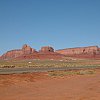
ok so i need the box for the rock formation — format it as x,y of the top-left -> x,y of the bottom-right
56,46 -> 100,55
39,46 -> 54,52
22,44 -> 37,54
1,45 -> 100,60
0,44 -> 37,59
0,45 -> 63,60
1,49 -> 23,59
55,46 -> 100,59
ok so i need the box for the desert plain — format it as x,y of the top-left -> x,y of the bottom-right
0,69 -> 100,100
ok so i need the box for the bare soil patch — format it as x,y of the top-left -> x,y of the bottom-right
0,69 -> 100,100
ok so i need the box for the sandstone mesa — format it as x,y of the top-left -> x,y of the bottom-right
1,44 -> 100,60
0,44 -> 63,60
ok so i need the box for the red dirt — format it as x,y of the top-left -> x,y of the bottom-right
14,52 -> 64,60
0,69 -> 100,100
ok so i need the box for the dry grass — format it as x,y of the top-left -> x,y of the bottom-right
48,70 -> 95,77
0,59 -> 100,68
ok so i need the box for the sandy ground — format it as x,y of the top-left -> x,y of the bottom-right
0,69 -> 100,100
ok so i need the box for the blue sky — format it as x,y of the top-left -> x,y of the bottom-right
0,0 -> 100,55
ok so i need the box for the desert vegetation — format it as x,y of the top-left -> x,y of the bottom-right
48,70 -> 95,77
0,59 -> 100,68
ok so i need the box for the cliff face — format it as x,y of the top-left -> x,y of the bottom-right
1,45 -> 100,60
56,46 -> 100,56
22,44 -> 37,54
0,45 -> 63,60
0,44 -> 37,59
39,46 -> 54,53
1,50 -> 23,59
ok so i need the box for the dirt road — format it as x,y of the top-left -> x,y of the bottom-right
0,66 -> 100,74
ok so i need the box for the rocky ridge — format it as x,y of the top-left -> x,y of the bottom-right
1,45 -> 100,60
0,44 -> 63,60
56,46 -> 100,58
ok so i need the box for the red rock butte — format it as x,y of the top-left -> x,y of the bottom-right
1,44 -> 100,60
56,46 -> 100,59
0,44 -> 63,60
39,46 -> 54,52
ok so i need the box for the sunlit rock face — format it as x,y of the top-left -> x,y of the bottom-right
56,46 -> 100,55
0,44 -> 37,59
1,45 -> 100,60
0,49 -> 23,59
0,45 -> 63,60
39,46 -> 54,53
22,44 -> 37,54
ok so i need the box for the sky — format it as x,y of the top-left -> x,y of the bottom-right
0,0 -> 100,55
